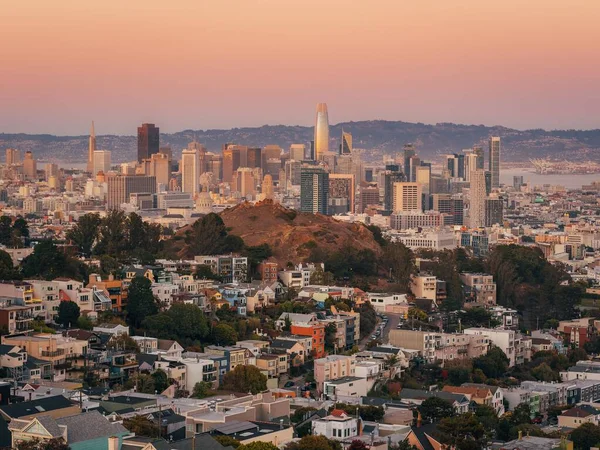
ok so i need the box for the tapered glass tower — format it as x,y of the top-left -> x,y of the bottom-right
314,103 -> 329,160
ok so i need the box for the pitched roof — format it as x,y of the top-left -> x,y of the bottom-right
561,405 -> 599,418
57,410 -> 128,443
330,409 -> 349,418
34,415 -> 63,438
442,385 -> 491,399
270,339 -> 298,350
410,423 -> 440,450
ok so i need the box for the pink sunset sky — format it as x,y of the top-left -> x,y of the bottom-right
1,0 -> 599,135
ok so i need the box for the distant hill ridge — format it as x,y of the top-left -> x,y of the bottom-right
2,120 -> 600,162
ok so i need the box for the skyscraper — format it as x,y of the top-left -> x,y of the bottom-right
383,165 -> 406,212
5,148 -> 20,165
93,150 -> 112,175
403,144 -> 416,181
290,144 -> 306,161
469,169 -> 486,228
392,182 -> 423,213
222,144 -> 242,183
23,151 -> 37,180
137,123 -> 160,163
314,103 -> 329,160
489,137 -> 501,188
340,130 -> 352,155
181,148 -> 201,196
300,167 -> 329,214
472,145 -> 485,169
106,174 -> 156,209
87,121 -> 96,173
463,151 -> 479,182
485,195 -> 504,226
328,174 -> 355,214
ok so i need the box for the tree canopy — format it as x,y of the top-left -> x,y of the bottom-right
222,364 -> 267,394
126,276 -> 158,328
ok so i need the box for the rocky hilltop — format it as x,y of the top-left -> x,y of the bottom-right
219,200 -> 382,267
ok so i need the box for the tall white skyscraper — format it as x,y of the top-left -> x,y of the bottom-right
314,103 -> 329,160
181,148 -> 200,196
469,169 -> 487,228
489,137 -> 501,188
463,151 -> 479,182
93,150 -> 111,175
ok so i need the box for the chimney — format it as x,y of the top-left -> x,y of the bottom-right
108,436 -> 119,450
416,410 -> 422,428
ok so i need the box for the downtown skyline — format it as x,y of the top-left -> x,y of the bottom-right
1,0 -> 600,135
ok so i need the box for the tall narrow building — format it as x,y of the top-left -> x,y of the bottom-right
340,130 -> 352,155
181,148 -> 201,196
392,182 -> 423,213
87,121 -> 96,173
300,167 -> 329,214
314,103 -> 329,160
403,144 -> 416,181
489,137 -> 501,188
469,169 -> 487,228
137,123 -> 160,163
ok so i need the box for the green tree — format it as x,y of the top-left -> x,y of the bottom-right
418,397 -> 455,423
22,240 -> 74,280
213,323 -> 238,345
447,366 -> 471,386
568,347 -> 588,364
126,276 -> 158,328
12,216 -> 30,247
284,435 -> 342,450
186,213 -> 241,256
407,307 -> 427,322
510,403 -> 532,426
346,442 -> 369,450
531,362 -> 558,382
77,315 -> 93,330
66,213 -> 101,257
474,404 -> 499,441
238,442 -> 279,450
107,334 -> 139,352
151,369 -> 169,393
14,438 -> 70,450
437,412 -> 486,450
0,216 -> 13,246
192,381 -> 213,398
291,407 -> 317,423
324,322 -> 337,352
569,422 -> 600,450
56,301 -> 80,328
0,249 -> 21,280
213,436 -> 241,448
473,346 -> 509,379
382,242 -> 416,293
123,415 -> 160,438
222,364 -> 267,394
196,264 -> 222,281
96,210 -> 128,258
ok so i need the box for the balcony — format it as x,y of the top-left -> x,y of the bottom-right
41,349 -> 66,358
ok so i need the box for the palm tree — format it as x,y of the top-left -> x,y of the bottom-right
386,354 -> 399,379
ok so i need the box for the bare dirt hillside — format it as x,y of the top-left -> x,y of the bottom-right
219,200 -> 382,266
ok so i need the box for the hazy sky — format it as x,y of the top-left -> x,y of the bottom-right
1,0 -> 599,134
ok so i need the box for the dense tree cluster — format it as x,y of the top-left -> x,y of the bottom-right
0,215 -> 29,248
221,364 -> 267,394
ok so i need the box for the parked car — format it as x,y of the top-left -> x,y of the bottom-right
284,381 -> 295,388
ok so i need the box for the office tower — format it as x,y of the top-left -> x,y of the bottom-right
484,171 -> 492,195
87,121 -> 96,173
137,123 -> 160,163
247,147 -> 262,169
290,144 -> 306,161
232,167 -> 255,198
473,145 -> 484,169
284,160 -> 302,187
364,167 -> 374,183
416,165 -> 431,210
513,176 -> 524,190
335,154 -> 353,174
314,103 -> 329,160
148,152 -> 171,186
23,151 -> 37,180
383,166 -> 406,212
430,174 -> 449,194
408,155 -> 421,183
463,151 -> 479,182
5,148 -> 20,165
222,144 -> 242,183
446,154 -> 459,178
181,148 -> 201,196
262,145 -> 282,171
45,163 -> 59,181
206,153 -> 222,180
489,137 -> 501,188
432,194 -> 464,225
106,174 -> 156,209
328,174 -> 355,214
392,182 -> 423,213
359,183 -> 380,213
457,154 -> 465,179
309,140 -> 315,160
468,169 -> 486,228
340,130 -> 352,155
300,167 -> 329,214
93,150 -> 111,175
485,196 -> 504,226
262,174 -> 274,200
403,144 -> 415,180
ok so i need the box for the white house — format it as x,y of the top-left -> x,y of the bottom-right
312,409 -> 359,440
93,323 -> 129,336
366,293 -> 408,312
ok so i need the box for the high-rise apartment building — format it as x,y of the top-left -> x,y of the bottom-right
300,167 -> 329,214
93,150 -> 111,175
328,174 -> 355,214
181,148 -> 201,196
87,121 -> 96,173
23,151 -> 37,180
314,103 -> 329,160
6,148 -> 20,165
106,174 -> 156,209
392,182 -> 423,213
468,169 -> 487,228
148,152 -> 171,187
489,137 -> 501,188
340,130 -> 352,155
44,163 -> 59,181
247,147 -> 262,169
416,165 -> 431,203
463,151 -> 479,182
485,196 -> 504,227
383,165 -> 406,212
290,144 -> 306,161
432,193 -> 464,225
358,183 -> 380,213
473,145 -> 485,169
222,144 -> 242,183
232,167 -> 256,198
137,123 -> 160,163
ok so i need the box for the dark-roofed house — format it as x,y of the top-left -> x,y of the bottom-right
398,389 -> 470,415
99,395 -> 157,414
270,339 -> 306,366
0,395 -> 79,421
558,404 -> 600,429
8,410 -> 130,449
210,419 -> 293,446
120,433 -> 233,450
